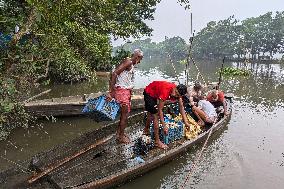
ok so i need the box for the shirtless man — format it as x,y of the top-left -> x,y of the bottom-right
187,81 -> 205,99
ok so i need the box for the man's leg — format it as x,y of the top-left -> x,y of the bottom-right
153,114 -> 168,149
117,104 -> 130,143
143,112 -> 152,135
192,106 -> 207,122
192,106 -> 215,125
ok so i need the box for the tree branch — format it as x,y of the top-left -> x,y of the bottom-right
34,59 -> 51,83
11,8 -> 36,45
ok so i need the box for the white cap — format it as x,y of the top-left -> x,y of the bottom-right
133,49 -> 143,57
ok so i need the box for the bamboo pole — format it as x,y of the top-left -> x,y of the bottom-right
24,89 -> 51,103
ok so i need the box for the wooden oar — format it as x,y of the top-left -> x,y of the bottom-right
27,135 -> 114,184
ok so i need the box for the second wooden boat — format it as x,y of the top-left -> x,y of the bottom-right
24,89 -> 145,117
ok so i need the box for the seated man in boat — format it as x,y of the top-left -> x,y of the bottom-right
207,89 -> 228,116
107,49 -> 143,143
187,81 -> 206,100
143,81 -> 190,149
190,96 -> 217,127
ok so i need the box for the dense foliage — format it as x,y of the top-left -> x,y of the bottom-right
0,0 -> 161,138
192,12 -> 284,60
116,12 -> 284,62
0,0 -> 191,139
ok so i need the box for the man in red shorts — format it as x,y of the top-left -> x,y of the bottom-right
143,81 -> 190,149
107,49 -> 143,143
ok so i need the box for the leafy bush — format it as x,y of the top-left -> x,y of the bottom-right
111,48 -> 131,67
219,67 -> 251,76
0,77 -> 33,140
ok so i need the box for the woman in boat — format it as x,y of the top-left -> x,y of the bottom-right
107,49 -> 143,143
143,81 -> 190,149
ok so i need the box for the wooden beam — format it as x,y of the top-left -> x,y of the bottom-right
24,89 -> 51,103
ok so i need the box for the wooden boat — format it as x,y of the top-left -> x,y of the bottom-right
24,83 -> 221,118
24,89 -> 145,117
1,95 -> 234,189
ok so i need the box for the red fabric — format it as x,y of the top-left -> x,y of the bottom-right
114,87 -> 131,112
144,81 -> 176,101
207,91 -> 225,102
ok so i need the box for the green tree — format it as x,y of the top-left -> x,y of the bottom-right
0,0 -> 192,139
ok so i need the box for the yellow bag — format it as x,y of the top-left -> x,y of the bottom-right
174,114 -> 201,140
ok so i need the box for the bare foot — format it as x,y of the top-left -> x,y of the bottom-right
117,134 -> 130,144
155,141 -> 168,149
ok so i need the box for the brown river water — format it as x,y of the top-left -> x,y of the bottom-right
0,58 -> 283,189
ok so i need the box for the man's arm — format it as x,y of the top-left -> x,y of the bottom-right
222,99 -> 228,115
219,92 -> 228,115
157,99 -> 166,127
108,59 -> 132,98
178,98 -> 191,127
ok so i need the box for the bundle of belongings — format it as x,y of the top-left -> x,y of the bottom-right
166,104 -> 202,140
175,114 -> 202,140
133,135 -> 154,156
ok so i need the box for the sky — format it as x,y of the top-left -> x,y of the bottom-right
112,0 -> 284,46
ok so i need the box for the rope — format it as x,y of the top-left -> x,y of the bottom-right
167,53 -> 180,84
217,57 -> 225,90
0,155 -> 32,173
190,56 -> 207,85
180,116 -> 219,189
185,34 -> 208,86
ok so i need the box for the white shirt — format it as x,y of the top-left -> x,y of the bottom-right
198,100 -> 217,118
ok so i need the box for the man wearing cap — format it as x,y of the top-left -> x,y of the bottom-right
143,81 -> 191,149
207,89 -> 228,116
107,49 -> 143,143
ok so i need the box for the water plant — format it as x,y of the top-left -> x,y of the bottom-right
218,67 -> 251,76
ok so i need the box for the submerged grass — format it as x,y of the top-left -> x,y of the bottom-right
218,67 -> 251,76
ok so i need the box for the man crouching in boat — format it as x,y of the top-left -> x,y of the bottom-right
143,81 -> 190,149
107,49 -> 143,143
190,96 -> 217,127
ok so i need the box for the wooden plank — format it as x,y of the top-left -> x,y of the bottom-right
28,135 -> 114,184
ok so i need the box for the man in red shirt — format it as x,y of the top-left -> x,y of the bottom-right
207,89 -> 228,116
143,81 -> 190,149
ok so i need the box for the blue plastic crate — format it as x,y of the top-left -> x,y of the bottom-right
82,95 -> 120,122
149,116 -> 184,145
150,124 -> 184,144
